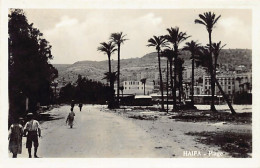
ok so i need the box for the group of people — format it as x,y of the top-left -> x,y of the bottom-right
9,102 -> 84,158
8,113 -> 41,158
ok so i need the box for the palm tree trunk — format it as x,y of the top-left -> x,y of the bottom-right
214,76 -> 236,114
170,59 -> 175,110
209,31 -> 216,111
178,71 -> 181,104
167,60 -> 169,113
179,67 -> 183,104
173,51 -> 177,110
157,50 -> 165,111
108,55 -> 112,87
107,55 -> 115,108
108,55 -> 111,75
191,53 -> 195,106
117,44 -> 120,106
144,83 -> 146,95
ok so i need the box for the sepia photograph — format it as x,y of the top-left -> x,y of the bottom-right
1,0 -> 260,167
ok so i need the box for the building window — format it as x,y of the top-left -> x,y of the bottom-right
228,86 -> 231,89
129,87 -> 130,89
125,87 -> 127,90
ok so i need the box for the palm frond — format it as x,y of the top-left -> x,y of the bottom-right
194,19 -> 206,26
213,15 -> 221,25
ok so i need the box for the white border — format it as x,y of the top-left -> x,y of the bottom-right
1,0 -> 260,168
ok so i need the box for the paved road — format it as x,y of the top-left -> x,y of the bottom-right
16,105 -> 166,158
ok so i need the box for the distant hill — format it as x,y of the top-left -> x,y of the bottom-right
53,49 -> 252,86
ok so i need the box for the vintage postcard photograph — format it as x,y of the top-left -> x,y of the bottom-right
1,0 -> 260,168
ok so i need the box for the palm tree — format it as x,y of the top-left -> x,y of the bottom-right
103,71 -> 117,108
197,47 -> 236,114
161,49 -> 174,110
182,40 -> 201,106
165,27 -> 190,110
110,32 -> 128,106
210,41 -> 226,73
140,78 -> 147,95
97,42 -> 117,107
147,35 -> 169,111
195,11 -> 221,111
97,41 -> 117,78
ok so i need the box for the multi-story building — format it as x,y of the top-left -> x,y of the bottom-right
202,75 -> 235,95
122,81 -> 154,95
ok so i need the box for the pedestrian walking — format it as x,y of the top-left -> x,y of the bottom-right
66,108 -> 75,128
24,113 -> 41,158
78,103 -> 83,111
8,117 -> 24,158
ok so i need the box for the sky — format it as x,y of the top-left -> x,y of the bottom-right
23,9 -> 252,64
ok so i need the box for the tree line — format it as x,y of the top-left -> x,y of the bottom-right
8,9 -> 58,124
58,75 -> 111,104
98,12 -> 236,114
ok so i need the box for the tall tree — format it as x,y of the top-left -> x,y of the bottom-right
140,78 -> 147,95
147,35 -> 169,111
165,27 -> 190,110
8,9 -> 58,123
197,48 -> 236,114
161,49 -> 174,110
182,40 -> 201,106
110,32 -> 128,106
195,11 -> 221,112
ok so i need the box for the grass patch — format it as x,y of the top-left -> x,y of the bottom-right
169,111 -> 251,124
186,131 -> 252,158
128,115 -> 158,120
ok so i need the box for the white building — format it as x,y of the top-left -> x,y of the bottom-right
202,75 -> 235,95
122,81 -> 154,95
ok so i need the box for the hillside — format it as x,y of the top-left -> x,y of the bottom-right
53,49 -> 252,86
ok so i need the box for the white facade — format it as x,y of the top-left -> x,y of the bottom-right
202,75 -> 235,95
123,81 -> 154,95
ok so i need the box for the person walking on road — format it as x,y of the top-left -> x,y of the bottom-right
8,117 -> 24,158
78,103 -> 83,111
24,113 -> 41,158
66,108 -> 75,128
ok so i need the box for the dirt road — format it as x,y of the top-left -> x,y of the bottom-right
15,105 -> 168,158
